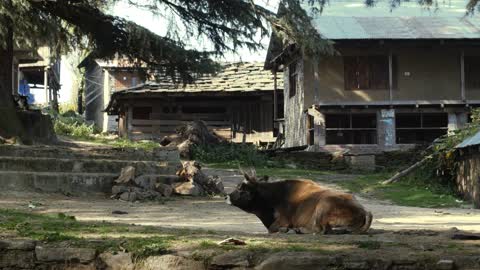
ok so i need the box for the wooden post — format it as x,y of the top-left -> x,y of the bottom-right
461,50 -> 465,101
273,68 -> 278,121
127,105 -> 133,139
44,67 -> 49,105
388,51 -> 393,102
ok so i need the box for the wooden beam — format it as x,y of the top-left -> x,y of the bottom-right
461,50 -> 466,101
388,51 -> 393,103
273,69 -> 278,121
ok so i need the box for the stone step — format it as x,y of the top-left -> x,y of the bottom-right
0,171 -> 176,194
0,156 -> 179,174
0,145 -> 180,162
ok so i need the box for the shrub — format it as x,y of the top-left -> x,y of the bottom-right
191,143 -> 269,167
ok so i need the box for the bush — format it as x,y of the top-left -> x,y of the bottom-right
191,143 -> 269,167
53,109 -> 97,139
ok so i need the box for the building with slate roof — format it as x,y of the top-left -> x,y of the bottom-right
265,0 -> 480,154
105,62 -> 283,144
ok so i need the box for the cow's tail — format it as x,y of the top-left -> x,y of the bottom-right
358,211 -> 373,233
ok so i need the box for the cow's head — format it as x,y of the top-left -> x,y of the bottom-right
225,167 -> 268,212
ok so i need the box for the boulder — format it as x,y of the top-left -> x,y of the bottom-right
0,250 -> 36,268
173,181 -> 204,196
112,185 -> 130,196
119,192 -> 138,202
114,166 -> 136,185
35,246 -> 96,263
139,254 -> 206,270
255,252 -> 338,270
0,239 -> 36,250
155,183 -> 173,197
99,252 -> 134,270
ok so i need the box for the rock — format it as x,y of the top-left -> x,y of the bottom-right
0,239 -> 36,250
178,140 -> 194,159
206,175 -> 225,195
211,250 -> 253,268
120,191 -> 138,202
35,246 -> 96,263
436,259 -> 455,270
134,175 -> 155,189
140,254 -> 206,270
65,263 -> 97,270
155,183 -> 173,197
0,250 -> 36,268
137,190 -> 162,201
255,252 -> 337,270
343,261 -> 370,270
115,166 -> 136,185
173,182 -> 204,196
99,252 -> 134,270
112,185 -> 130,195
173,181 -> 204,196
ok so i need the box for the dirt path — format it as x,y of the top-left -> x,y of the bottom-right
1,168 -> 480,233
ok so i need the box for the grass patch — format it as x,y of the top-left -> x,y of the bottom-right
337,173 -> 465,208
206,162 -> 331,179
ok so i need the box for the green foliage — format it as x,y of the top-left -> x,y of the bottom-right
53,113 -> 97,139
191,143 -> 269,167
410,108 -> 480,195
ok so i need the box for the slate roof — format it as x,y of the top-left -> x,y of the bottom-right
456,131 -> 480,148
106,62 -> 282,113
121,62 -> 280,93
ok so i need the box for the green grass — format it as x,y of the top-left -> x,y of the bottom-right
337,173 -> 465,208
206,162 -> 331,179
208,162 -> 465,208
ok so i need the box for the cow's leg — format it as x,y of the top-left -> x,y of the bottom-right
268,218 -> 289,233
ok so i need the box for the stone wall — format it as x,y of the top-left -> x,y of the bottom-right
456,149 -> 480,208
1,239 -> 473,270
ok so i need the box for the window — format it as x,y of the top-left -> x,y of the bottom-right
132,107 -> 152,120
289,61 -> 298,97
325,113 -> 377,144
307,115 -> 315,146
465,56 -> 480,90
396,113 -> 448,144
344,56 -> 389,90
131,77 -> 138,87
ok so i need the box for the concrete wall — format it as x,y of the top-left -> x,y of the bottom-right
456,149 -> 480,208
283,59 -> 307,147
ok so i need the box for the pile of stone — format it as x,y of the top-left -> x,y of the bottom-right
111,161 -> 224,202
160,120 -> 223,159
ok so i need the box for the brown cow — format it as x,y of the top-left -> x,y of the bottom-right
226,169 -> 372,234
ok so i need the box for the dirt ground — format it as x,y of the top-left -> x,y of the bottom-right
1,168 -> 480,234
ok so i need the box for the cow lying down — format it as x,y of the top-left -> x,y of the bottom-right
226,169 -> 372,234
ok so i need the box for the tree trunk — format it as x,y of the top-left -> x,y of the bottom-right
0,6 -> 15,109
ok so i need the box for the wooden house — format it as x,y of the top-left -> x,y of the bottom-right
266,1 -> 480,155
105,62 -> 283,144
78,55 -> 146,132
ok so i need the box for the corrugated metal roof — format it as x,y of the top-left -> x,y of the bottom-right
456,131 -> 480,148
311,16 -> 480,39
299,0 -> 480,40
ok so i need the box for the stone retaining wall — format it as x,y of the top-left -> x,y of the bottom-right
1,239 -> 475,270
